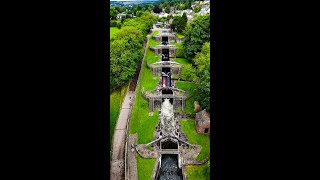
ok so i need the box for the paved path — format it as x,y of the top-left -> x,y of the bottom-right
110,91 -> 134,180
110,30 -> 154,180
128,134 -> 138,180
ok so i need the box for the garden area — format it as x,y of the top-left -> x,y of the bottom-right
180,119 -> 210,161
186,160 -> 210,180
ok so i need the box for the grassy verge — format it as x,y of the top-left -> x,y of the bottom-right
110,82 -> 128,158
173,58 -> 188,66
149,37 -> 161,47
110,27 -> 120,39
176,81 -> 197,117
130,35 -> 160,144
146,47 -> 160,65
131,34 -> 159,180
186,160 -> 210,180
153,30 -> 159,36
180,119 -> 210,161
176,33 -> 184,39
172,42 -> 184,58
137,156 -> 156,180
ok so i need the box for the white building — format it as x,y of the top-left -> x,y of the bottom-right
116,13 -> 126,20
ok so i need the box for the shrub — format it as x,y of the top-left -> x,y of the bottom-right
110,20 -> 117,27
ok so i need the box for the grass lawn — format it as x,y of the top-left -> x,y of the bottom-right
110,83 -> 128,157
180,119 -> 210,161
176,33 -> 184,39
130,35 -> 160,144
176,81 -> 197,117
173,58 -> 189,66
137,156 -> 156,180
186,160 -> 210,180
149,37 -> 161,47
172,42 -> 184,58
153,30 -> 159,36
146,47 -> 160,65
131,34 -> 160,180
110,27 -> 119,39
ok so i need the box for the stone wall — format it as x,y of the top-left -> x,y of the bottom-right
196,121 -> 210,134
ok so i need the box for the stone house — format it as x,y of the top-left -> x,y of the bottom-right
195,109 -> 210,134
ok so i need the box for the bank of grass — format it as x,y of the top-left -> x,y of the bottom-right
153,30 -> 159,36
173,58 -> 188,66
110,27 -> 120,39
172,42 -> 184,58
186,160 -> 210,180
176,81 -> 197,117
149,37 -> 161,47
146,47 -> 160,65
110,83 -> 128,159
137,156 -> 156,180
131,34 -> 160,180
176,33 -> 184,39
180,119 -> 210,161
130,35 -> 160,144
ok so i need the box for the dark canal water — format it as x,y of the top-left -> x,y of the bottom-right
157,154 -> 182,180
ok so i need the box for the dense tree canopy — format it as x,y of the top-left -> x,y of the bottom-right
171,13 -> 187,33
153,5 -> 162,13
110,14 -> 157,91
165,6 -> 170,13
183,14 -> 210,62
110,7 -> 119,20
110,27 -> 144,91
194,42 -> 210,110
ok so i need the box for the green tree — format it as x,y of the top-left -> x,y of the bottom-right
153,5 -> 162,13
171,14 -> 187,33
183,14 -> 210,61
110,27 -> 144,90
110,7 -> 119,20
181,64 -> 196,81
194,42 -> 210,110
165,6 -> 170,13
114,6 -> 123,13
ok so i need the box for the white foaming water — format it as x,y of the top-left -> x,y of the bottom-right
160,99 -> 176,136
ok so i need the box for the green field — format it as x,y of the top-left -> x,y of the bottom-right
180,119 -> 210,161
110,27 -> 119,39
176,81 -> 197,117
186,160 -> 210,180
110,83 -> 128,157
137,156 -> 156,180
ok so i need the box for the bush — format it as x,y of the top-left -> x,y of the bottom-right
116,22 -> 121,29
110,20 -> 117,27
176,48 -> 184,58
193,7 -> 201,13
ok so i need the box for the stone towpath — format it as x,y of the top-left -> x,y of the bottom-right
110,90 -> 134,180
